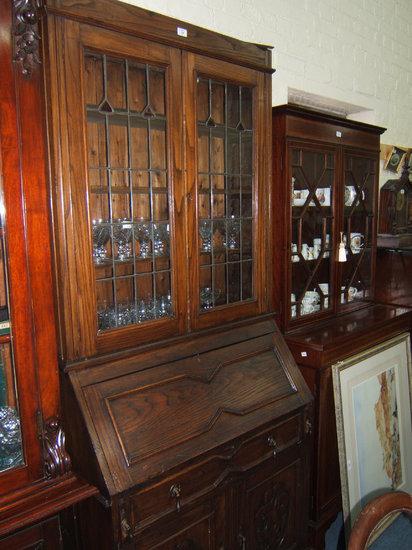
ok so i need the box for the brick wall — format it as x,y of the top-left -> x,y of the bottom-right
123,0 -> 412,148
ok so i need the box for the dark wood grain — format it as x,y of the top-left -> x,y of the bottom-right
45,0 -> 273,73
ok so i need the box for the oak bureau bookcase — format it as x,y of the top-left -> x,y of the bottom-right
42,0 -> 313,548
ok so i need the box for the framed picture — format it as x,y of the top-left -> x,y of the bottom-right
332,333 -> 412,537
383,146 -> 408,173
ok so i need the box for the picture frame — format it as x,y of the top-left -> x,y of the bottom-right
383,146 -> 408,173
332,333 -> 412,539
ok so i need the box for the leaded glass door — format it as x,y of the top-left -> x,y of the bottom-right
185,53 -> 268,330
339,151 -> 378,306
49,23 -> 186,359
288,143 -> 336,323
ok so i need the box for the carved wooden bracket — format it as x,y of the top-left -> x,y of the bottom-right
43,416 -> 72,478
12,0 -> 42,77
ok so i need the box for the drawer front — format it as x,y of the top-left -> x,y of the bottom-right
129,456 -> 227,530
232,413 -> 302,470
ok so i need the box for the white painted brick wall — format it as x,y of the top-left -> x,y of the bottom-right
122,0 -> 412,147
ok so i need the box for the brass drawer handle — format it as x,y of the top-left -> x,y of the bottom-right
170,483 -> 182,512
267,435 -> 277,458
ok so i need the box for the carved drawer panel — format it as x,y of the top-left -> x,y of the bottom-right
231,413 -> 302,470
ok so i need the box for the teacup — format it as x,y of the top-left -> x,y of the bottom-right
350,233 -> 364,254
348,286 -> 358,301
292,189 -> 309,206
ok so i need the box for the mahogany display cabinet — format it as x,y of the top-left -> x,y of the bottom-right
0,1 -> 97,546
41,0 -> 313,548
272,105 -> 412,548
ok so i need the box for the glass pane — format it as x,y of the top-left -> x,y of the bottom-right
84,51 -> 173,331
290,147 -> 334,320
0,221 -> 23,472
196,78 -> 255,312
341,154 -> 377,305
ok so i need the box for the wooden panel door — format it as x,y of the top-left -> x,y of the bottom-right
240,456 -> 307,550
47,19 -> 187,360
184,52 -> 272,331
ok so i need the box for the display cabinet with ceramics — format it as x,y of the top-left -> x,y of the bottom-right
272,104 -> 412,550
273,105 -> 384,331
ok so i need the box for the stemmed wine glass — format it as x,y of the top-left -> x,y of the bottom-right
199,220 -> 212,252
225,217 -> 240,249
200,287 -> 221,310
135,220 -> 151,258
92,219 -> 110,264
113,219 -> 133,261
153,223 -> 170,256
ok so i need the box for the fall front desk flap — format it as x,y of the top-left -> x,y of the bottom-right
67,319 -> 311,496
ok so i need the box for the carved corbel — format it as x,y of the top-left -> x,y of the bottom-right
12,0 -> 42,77
43,416 -> 72,478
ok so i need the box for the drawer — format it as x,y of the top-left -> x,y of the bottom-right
231,413 -> 302,470
129,455 -> 226,530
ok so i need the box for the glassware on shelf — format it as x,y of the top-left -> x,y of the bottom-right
98,294 -> 173,330
92,219 -> 111,264
113,219 -> 133,261
200,287 -> 221,310
153,223 -> 170,257
199,220 -> 212,252
0,406 -> 23,471
135,221 -> 151,258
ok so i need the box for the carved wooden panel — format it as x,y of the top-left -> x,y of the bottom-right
242,460 -> 302,550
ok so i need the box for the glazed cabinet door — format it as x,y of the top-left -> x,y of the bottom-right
287,142 -> 337,327
184,53 -> 271,330
339,149 -> 378,308
48,19 -> 186,360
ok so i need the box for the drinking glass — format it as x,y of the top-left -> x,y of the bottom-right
225,218 -> 240,249
135,221 -> 151,258
199,220 -> 212,252
92,219 -> 110,264
200,287 -> 221,310
153,223 -> 170,256
113,219 -> 133,261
